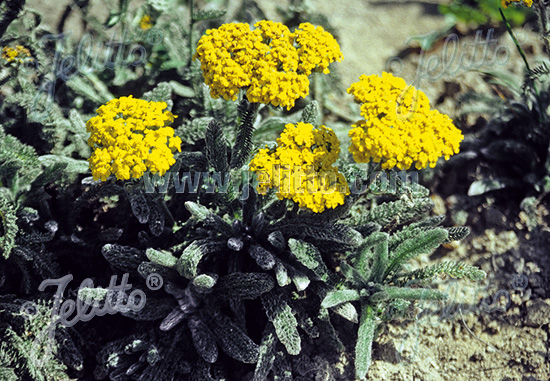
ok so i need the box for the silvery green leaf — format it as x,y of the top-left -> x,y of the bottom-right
192,274 -> 218,293
146,248 -> 177,268
192,9 -> 226,21
261,292 -> 301,356
274,261 -> 290,287
169,81 -> 196,97
355,304 -> 377,379
288,238 -> 329,282
185,201 -> 211,221
321,289 -> 361,309
334,302 -> 358,323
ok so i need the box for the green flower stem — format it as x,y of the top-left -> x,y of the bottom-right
499,8 -> 531,73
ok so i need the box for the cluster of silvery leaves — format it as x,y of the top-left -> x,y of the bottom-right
0,1 -> 487,380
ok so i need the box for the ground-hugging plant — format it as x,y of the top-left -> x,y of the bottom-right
90,175 -> 484,379
0,2 -> 485,380
325,185 -> 484,379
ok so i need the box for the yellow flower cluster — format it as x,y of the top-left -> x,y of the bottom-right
501,0 -> 532,7
347,73 -> 463,170
2,45 -> 32,63
86,96 -> 181,181
139,15 -> 153,30
193,20 -> 343,110
249,122 -> 349,213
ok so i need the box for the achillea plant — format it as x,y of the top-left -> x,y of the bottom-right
193,20 -> 343,109
86,96 -> 182,181
0,0 -> 485,378
348,72 -> 463,170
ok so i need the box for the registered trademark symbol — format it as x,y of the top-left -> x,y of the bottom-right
146,273 -> 163,290
511,274 -> 528,291
146,28 -> 164,45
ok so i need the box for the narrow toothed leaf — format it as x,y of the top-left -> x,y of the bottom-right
381,286 -> 448,301
102,244 -> 146,272
369,233 -> 389,283
287,265 -> 310,292
444,226 -> 470,243
253,325 -> 277,381
188,316 -> 218,363
333,302 -> 359,323
355,232 -> 388,278
355,304 -> 377,380
217,273 -> 275,300
249,244 -> 276,270
321,289 -> 361,309
160,307 -> 187,331
184,201 -> 211,221
385,228 -> 449,278
288,238 -> 329,282
339,261 -> 367,287
176,240 -> 224,279
127,188 -> 150,224
205,119 -> 229,173
212,314 -> 259,363
261,292 -> 301,355
268,230 -> 286,250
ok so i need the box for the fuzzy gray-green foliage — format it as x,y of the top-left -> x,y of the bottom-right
0,301 -> 70,381
320,183 -> 484,380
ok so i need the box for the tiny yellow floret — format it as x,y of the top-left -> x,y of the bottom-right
249,122 -> 349,213
86,96 -> 181,181
193,20 -> 343,110
347,73 -> 463,170
139,15 -> 154,30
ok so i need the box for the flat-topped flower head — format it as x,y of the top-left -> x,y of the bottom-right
501,0 -> 532,7
249,122 -> 349,213
193,20 -> 343,110
86,96 -> 181,181
347,72 -> 463,170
